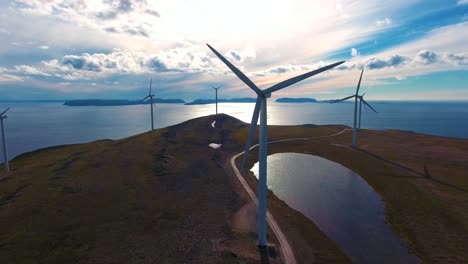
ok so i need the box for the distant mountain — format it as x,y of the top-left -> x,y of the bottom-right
0,100 -> 66,103
275,98 -> 318,103
185,98 -> 257,105
152,98 -> 186,104
64,99 -> 185,106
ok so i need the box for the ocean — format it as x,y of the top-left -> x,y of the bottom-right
1,101 -> 467,159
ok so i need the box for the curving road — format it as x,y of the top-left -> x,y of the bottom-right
229,128 -> 350,264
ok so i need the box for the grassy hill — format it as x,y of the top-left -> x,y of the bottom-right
1,114 -> 467,263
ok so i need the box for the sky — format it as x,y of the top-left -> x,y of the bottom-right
0,0 -> 467,101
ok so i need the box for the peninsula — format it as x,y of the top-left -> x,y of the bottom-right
274,97 -> 340,103
275,97 -> 318,103
185,98 -> 256,105
64,98 -> 185,106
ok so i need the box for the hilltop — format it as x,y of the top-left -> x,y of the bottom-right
1,114 -> 467,263
0,115 -> 350,263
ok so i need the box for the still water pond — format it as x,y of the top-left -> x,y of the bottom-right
251,153 -> 419,264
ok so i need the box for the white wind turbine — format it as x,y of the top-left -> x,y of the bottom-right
0,107 -> 10,173
357,92 -> 377,130
330,69 -> 376,146
142,78 -> 155,131
207,43 -> 344,247
212,85 -> 222,115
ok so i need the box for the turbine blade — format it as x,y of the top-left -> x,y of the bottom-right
141,95 -> 150,101
355,69 -> 364,95
206,43 -> 262,95
212,85 -> 222,90
264,61 -> 345,94
362,99 -> 368,112
330,95 -> 354,104
362,99 -> 377,113
241,97 -> 261,171
149,78 -> 153,95
0,107 -> 10,117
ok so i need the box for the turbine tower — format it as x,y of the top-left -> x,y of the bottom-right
330,69 -> 376,146
142,78 -> 155,131
212,86 -> 222,115
0,107 -> 10,173
207,43 -> 344,247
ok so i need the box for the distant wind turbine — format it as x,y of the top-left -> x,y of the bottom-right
330,69 -> 376,146
142,78 -> 155,131
207,43 -> 344,247
0,107 -> 10,173
357,92 -> 377,130
212,85 -> 222,115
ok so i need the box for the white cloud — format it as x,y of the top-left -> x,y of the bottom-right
13,0 -> 161,38
4,43 -> 225,81
38,45 -> 49,50
6,0 -> 419,57
0,28 -> 10,35
376,18 -> 392,27
0,68 -> 26,82
14,65 -> 51,76
0,0 -> 466,99
458,0 -> 468,5
0,74 -> 25,82
324,22 -> 468,86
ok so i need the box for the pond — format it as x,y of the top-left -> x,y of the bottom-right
251,153 -> 419,264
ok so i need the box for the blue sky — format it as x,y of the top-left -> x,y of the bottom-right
0,0 -> 467,101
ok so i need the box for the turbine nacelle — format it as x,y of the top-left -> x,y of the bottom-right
0,107 -> 9,119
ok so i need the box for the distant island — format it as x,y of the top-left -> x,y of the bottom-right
275,97 -> 339,103
64,99 -> 185,106
275,98 -> 318,103
185,98 -> 257,105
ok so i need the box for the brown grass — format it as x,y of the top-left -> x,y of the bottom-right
0,116 -> 261,263
1,114 -> 466,263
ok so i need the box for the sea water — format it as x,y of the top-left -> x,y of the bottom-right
1,101 -> 467,159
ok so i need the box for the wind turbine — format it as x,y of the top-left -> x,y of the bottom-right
142,78 -> 155,131
212,85 -> 222,115
357,92 -> 377,130
0,107 -> 10,173
330,69 -> 376,146
207,43 -> 344,247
